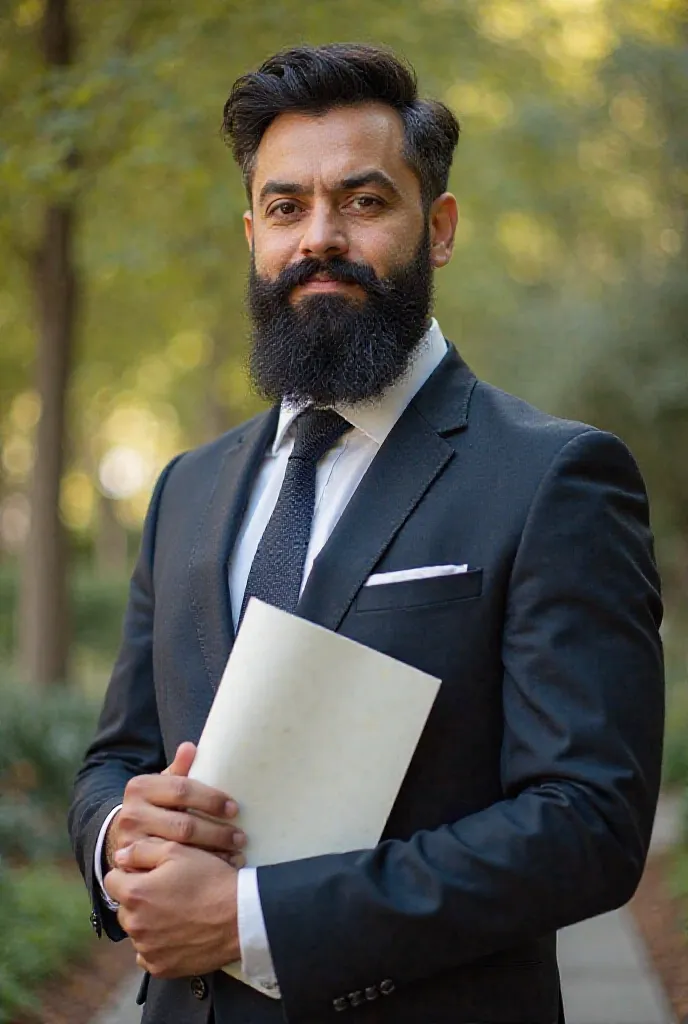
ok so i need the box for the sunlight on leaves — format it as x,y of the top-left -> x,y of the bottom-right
168,329 -> 212,371
604,177 -> 655,220
497,210 -> 562,283
476,2 -> 536,43
14,0 -> 43,30
10,391 -> 41,433
445,82 -> 514,126
60,471 -> 95,532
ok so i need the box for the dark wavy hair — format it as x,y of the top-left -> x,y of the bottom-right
222,43 -> 460,210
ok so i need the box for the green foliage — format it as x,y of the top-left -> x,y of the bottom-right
663,731 -> 688,791
663,725 -> 688,791
0,566 -> 128,662
70,570 -> 129,661
0,572 -> 13,661
0,862 -> 92,1022
0,679 -> 99,862
663,671 -> 688,790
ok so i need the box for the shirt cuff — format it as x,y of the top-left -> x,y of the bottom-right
94,803 -> 123,911
237,866 -> 280,997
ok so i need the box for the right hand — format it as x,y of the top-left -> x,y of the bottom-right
105,742 -> 246,870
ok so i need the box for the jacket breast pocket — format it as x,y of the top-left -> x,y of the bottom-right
355,568 -> 483,612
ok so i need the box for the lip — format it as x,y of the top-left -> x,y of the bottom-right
297,280 -> 356,292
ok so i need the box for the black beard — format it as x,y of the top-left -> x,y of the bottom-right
246,234 -> 434,406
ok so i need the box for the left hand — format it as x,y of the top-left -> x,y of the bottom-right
104,839 -> 241,978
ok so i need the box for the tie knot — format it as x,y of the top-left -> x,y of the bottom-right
291,408 -> 352,464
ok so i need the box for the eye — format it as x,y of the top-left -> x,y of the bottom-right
268,201 -> 301,218
348,195 -> 384,212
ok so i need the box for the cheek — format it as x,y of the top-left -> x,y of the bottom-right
350,217 -> 423,274
252,230 -> 296,279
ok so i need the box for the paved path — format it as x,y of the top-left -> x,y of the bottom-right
559,908 -> 675,1024
90,797 -> 682,1024
91,972 -> 141,1024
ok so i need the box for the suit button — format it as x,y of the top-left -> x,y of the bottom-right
380,978 -> 395,995
333,996 -> 348,1011
365,985 -> 379,1000
348,991 -> 364,1007
190,976 -> 208,1000
90,910 -> 99,933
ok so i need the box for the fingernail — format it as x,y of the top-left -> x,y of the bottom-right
225,800 -> 238,817
115,846 -> 130,864
233,831 -> 247,848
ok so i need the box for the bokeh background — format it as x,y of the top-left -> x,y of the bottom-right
0,1 -> 686,1019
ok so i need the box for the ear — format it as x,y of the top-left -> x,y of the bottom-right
428,193 -> 458,269
243,209 -> 254,250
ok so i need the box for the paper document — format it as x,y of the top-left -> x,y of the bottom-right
188,598 -> 440,993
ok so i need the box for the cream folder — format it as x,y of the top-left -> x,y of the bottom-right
187,598 -> 441,991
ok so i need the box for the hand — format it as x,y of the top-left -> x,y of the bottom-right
105,742 -> 246,870
105,839 -> 241,978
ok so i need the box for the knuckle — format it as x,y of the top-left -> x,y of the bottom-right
125,775 -> 146,798
173,813 -> 195,843
212,792 -> 228,816
125,838 -> 140,860
133,934 -> 150,955
163,840 -> 178,859
116,811 -> 138,840
171,776 -> 189,803
125,881 -> 145,907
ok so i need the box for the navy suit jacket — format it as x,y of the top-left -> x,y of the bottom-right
68,345 -> 664,1024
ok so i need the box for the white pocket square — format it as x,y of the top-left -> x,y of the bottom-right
364,564 -> 469,587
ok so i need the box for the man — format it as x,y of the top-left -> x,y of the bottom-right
69,43 -> 664,1024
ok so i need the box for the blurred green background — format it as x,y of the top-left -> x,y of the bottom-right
0,0 -> 686,1017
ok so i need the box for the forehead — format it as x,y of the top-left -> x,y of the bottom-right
251,102 -> 419,196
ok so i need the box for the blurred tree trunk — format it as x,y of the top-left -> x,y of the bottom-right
18,0 -> 77,684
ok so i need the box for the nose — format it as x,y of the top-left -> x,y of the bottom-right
298,203 -> 349,260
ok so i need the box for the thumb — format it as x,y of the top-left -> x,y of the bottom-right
163,741 -> 197,777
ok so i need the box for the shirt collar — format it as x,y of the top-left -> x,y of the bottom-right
271,318 -> 448,455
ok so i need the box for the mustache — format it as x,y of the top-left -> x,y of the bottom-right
267,256 -> 386,301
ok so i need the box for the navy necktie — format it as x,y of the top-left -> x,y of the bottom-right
240,408 -> 353,621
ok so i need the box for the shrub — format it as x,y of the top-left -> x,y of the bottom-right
0,566 -> 129,664
0,681 -> 99,862
0,860 -> 92,1022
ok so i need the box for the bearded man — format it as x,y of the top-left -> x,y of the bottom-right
68,43 -> 664,1024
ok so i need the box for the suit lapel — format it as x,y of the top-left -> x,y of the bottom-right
296,345 -> 477,632
188,406 -> 279,694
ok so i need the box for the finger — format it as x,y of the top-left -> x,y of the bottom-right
131,802 -> 245,852
116,838 -> 173,871
126,773 -> 238,820
215,850 -> 247,869
104,867 -> 128,904
163,742 -> 197,778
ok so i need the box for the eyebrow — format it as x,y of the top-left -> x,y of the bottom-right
258,170 -> 402,204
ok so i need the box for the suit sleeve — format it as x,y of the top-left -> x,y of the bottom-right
256,429 -> 665,1021
67,454 -> 184,941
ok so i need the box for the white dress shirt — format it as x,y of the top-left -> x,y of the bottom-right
95,319 -> 448,997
